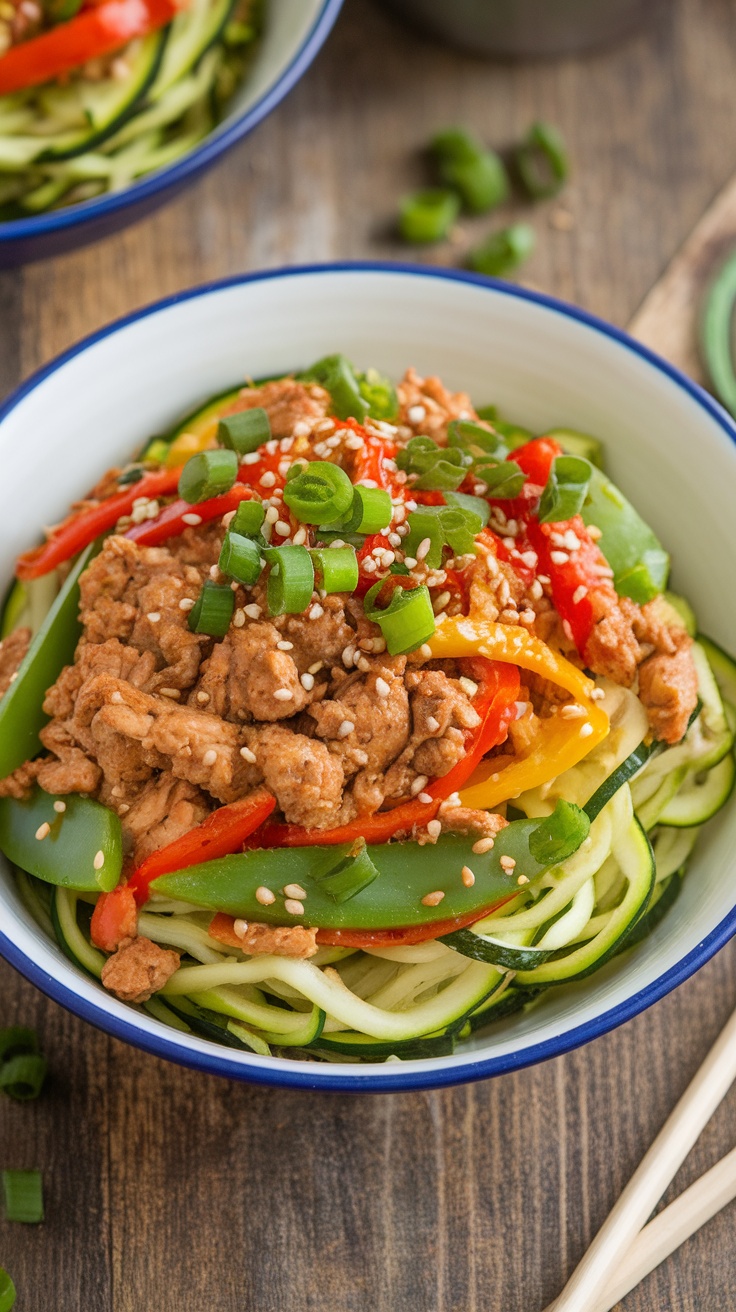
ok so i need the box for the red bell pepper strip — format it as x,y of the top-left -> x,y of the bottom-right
90,882 -> 138,952
126,788 -> 277,906
15,468 -> 181,580
248,658 -> 519,849
0,0 -> 181,97
125,483 -> 258,547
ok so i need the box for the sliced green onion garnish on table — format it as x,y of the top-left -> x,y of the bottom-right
468,223 -> 536,277
0,1053 -> 47,1102
515,120 -> 569,199
398,188 -> 460,243
187,580 -> 235,637
178,448 -> 238,503
0,1269 -> 15,1312
432,126 -> 509,213
0,1028 -> 39,1064
2,1170 -> 44,1224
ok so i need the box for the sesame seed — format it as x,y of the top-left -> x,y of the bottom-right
590,687 -> 606,701
179,598 -> 196,611
330,539 -> 346,550
118,804 -> 130,815
461,865 -> 476,887
421,890 -> 445,907
550,550 -> 569,565
53,800 -> 66,814
240,746 -> 257,763
233,609 -> 246,628
159,688 -> 180,699
426,716 -> 440,732
275,520 -> 291,537
309,604 -> 324,620
256,886 -> 276,906
292,421 -> 310,438
362,558 -> 377,574
416,537 -> 432,561
35,822 -> 50,840
284,883 -> 308,900
403,556 -> 418,569
520,550 -> 538,569
265,505 -> 279,523
459,676 -> 478,698
388,532 -> 402,548
416,793 -> 432,806
472,837 -> 495,854
338,719 -> 355,738
560,703 -> 586,719
433,611 -> 447,626
202,748 -> 218,766
93,850 -> 105,871
234,919 -> 249,938
420,644 -> 433,659
408,404 -> 426,424
146,611 -> 161,624
196,691 -> 210,704
427,819 -> 442,839
357,657 -> 371,673
243,603 -> 262,619
411,774 -> 429,795
514,701 -> 529,719
182,513 -> 202,526
259,471 -> 276,488
209,565 -> 221,581
308,661 -> 324,674
242,452 -> 260,465
277,639 -> 294,651
284,898 -> 305,916
580,723 -> 594,737
572,585 -> 588,605
293,528 -> 307,545
446,792 -> 461,807
273,689 -> 293,702
517,874 -> 530,885
300,672 -> 315,691
375,676 -> 391,698
222,510 -> 237,527
342,644 -> 356,666
587,524 -> 602,540
111,690 -> 123,704
499,855 -> 516,872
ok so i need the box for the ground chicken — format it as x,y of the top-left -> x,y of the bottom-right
0,626 -> 30,698
100,937 -> 180,1004
223,378 -> 331,438
397,367 -> 478,444
245,723 -> 345,828
235,923 -> 318,959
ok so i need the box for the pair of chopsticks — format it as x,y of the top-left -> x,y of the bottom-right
544,1006 -> 736,1312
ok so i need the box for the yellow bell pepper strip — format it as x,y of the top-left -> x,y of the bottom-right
427,615 -> 609,810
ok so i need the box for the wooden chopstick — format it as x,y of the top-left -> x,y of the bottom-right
544,1145 -> 736,1312
547,1006 -> 736,1312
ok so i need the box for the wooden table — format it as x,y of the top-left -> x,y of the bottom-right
2,1 -> 736,1306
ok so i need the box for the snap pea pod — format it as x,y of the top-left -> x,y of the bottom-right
0,541 -> 96,778
0,788 -> 122,892
581,469 -> 669,604
150,803 -> 589,927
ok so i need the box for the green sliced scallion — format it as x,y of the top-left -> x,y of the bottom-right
476,460 -> 525,499
178,449 -> 238,504
396,435 -> 471,490
468,223 -> 535,278
316,840 -> 380,903
230,500 -> 266,538
0,1054 -> 47,1102
398,188 -> 460,244
404,504 -> 483,569
310,547 -> 359,595
2,1170 -> 43,1224
187,581 -> 235,637
447,418 -> 507,457
336,485 -> 392,535
300,355 -> 369,422
218,533 -> 263,587
538,455 -> 593,524
516,121 -> 569,199
444,490 -> 490,527
283,461 -> 355,525
0,1028 -> 39,1064
432,126 -> 509,214
364,581 -> 435,655
217,406 -> 271,455
0,1268 -> 15,1312
357,368 -> 399,421
263,545 -> 315,616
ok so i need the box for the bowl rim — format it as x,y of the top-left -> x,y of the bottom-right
1,259 -> 735,1092
0,0 -> 344,245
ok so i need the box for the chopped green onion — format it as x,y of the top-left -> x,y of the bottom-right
217,407 -> 271,455
283,460 -> 355,525
432,126 -> 509,213
538,455 -> 593,524
396,435 -> 471,490
357,368 -> 399,420
336,485 -> 392,534
467,223 -> 535,278
444,490 -> 490,526
2,1170 -> 43,1224
263,545 -> 315,616
528,800 -> 589,864
187,581 -> 235,637
300,355 -> 369,422
310,547 -> 359,595
447,418 -> 507,458
178,449 -> 238,504
0,1054 -> 47,1102
219,533 -> 263,587
116,466 -> 146,486
475,406 -> 534,449
0,1268 -> 15,1312
476,460 -> 525,499
316,840 -> 380,903
398,188 -> 460,243
0,1027 -> 39,1064
404,504 -> 483,569
701,248 -> 736,420
431,126 -> 484,163
364,581 -> 436,655
230,500 -> 265,538
516,121 -> 569,199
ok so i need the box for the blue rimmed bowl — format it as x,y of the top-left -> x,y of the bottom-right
0,262 -> 734,1090
0,0 -> 343,267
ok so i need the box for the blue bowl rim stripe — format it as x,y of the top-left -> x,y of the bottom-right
0,0 -> 344,243
1,259 -> 735,1093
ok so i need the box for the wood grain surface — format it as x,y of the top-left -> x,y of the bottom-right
2,1 -> 736,1307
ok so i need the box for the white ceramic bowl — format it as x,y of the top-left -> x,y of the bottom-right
1,263 -> 734,1091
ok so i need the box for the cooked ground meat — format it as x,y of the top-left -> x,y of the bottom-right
397,367 -> 478,444
0,626 -> 30,698
437,806 -> 508,840
223,379 -> 331,438
235,922 -> 318,959
121,773 -> 210,865
243,723 -> 346,829
100,936 -> 180,1004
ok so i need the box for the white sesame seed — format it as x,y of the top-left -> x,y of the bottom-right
275,520 -> 291,537
93,850 -> 105,871
420,644 -> 433,659
202,749 -> 218,766
111,690 -> 123,704
242,452 -> 260,466
273,689 -> 293,702
255,886 -> 276,906
118,804 -> 130,815
421,890 -> 445,907
159,688 -> 180,699
514,701 -> 530,719
284,883 -> 308,900
222,510 -> 237,527
357,478 -> 379,490
35,822 -> 50,840
179,597 -> 196,611
265,505 -> 279,524
433,591 -> 452,613
387,533 -> 402,548
209,565 -> 221,581
446,793 -> 462,807
372,637 -> 386,653
362,558 -> 377,574
560,703 -> 586,719
233,609 -> 246,628
590,687 -> 606,701
146,611 -> 161,623
338,719 -> 355,738
580,723 -> 594,737
308,661 -> 324,675
259,471 -> 276,488
292,421 -> 311,438
416,537 -> 432,561
403,556 -> 418,569
182,513 -> 202,526
234,919 -> 249,938
499,855 -> 517,872
300,672 -> 315,691
293,528 -> 307,545
550,550 -> 569,565
53,800 -> 66,814
425,716 -> 440,733
472,837 -> 495,854
240,746 -> 257,763
196,691 -> 210,704
277,640 -> 294,651
407,404 -> 426,424
459,676 -> 479,698
461,865 -> 476,887
418,792 -> 433,804
375,676 -> 391,698
427,819 -> 442,839
243,603 -> 262,620
587,524 -> 602,540
342,644 -> 356,666
572,585 -> 588,605
309,604 -> 324,620
284,898 -> 305,916
411,774 -> 429,795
